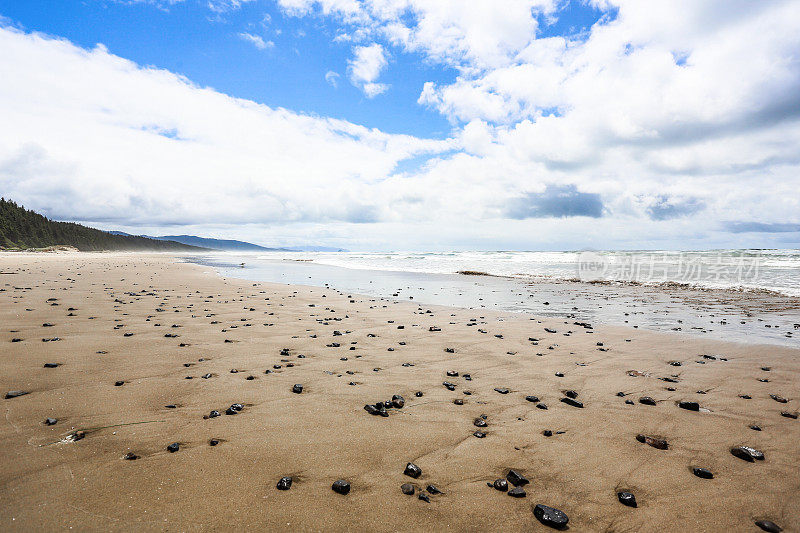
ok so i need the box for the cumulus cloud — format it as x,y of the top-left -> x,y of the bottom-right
348,43 -> 389,96
646,196 -> 706,220
0,25 -> 450,232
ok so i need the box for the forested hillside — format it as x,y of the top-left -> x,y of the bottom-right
0,198 -> 205,251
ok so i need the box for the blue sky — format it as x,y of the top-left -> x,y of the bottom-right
0,1 -> 798,251
0,0 -> 608,138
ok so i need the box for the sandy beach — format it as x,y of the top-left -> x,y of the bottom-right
1,252 -> 798,532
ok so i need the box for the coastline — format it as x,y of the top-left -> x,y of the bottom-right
1,252 -> 799,531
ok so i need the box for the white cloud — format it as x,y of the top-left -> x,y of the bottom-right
325,70 -> 341,87
348,42 -> 389,96
238,32 -> 273,50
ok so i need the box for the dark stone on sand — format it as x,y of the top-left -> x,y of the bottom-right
678,401 -> 700,411
11,338 -> 22,342
636,434 -> 668,450
292,384 -> 303,394
494,387 -> 510,394
400,483 -> 415,495
209,439 -> 220,446
508,487 -> 526,497
770,394 -> 788,403
730,446 -> 765,462
225,407 -> 238,415
750,425 -> 762,431
43,363 -> 60,368
533,504 -> 569,529
391,395 -> 405,408
277,476 -> 293,490
418,492 -> 430,502
616,392 -> 626,397
5,390 -> 29,399
364,404 -> 380,416
625,400 -> 634,405
474,418 -> 487,428
167,442 -> 180,453
493,478 -> 508,491
427,484 -> 442,495
446,370 -> 458,377
536,403 -> 548,410
639,396 -> 656,406
560,397 -> 583,408
526,395 -> 540,403
555,372 -> 564,377
618,491 -> 637,507
415,391 -> 423,397
123,452 -> 138,460
113,380 -> 125,387
693,467 -> 713,479
755,520 -> 783,532
506,470 -> 529,487
44,417 -> 57,425
404,462 -> 422,478
543,430 -> 552,437
453,398 -> 464,405
209,410 -> 220,418
443,381 -> 456,391
564,390 -> 578,399
473,431 -> 486,438
781,411 -> 798,419
202,373 -> 212,379
332,480 -> 350,495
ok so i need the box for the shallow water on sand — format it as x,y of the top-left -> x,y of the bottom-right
184,253 -> 800,347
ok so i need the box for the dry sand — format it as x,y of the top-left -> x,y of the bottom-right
1,253 -> 798,532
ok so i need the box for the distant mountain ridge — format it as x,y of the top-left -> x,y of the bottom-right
110,233 -> 348,252
0,199 -> 206,252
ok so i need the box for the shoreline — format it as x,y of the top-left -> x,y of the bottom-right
1,252 -> 799,531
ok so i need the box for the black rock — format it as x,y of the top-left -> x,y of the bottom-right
493,478 -> 508,491
364,404 -> 380,416
755,520 -> 783,532
209,439 -> 219,446
292,384 -> 303,394
44,417 -> 57,426
391,395 -> 405,408
474,417 -> 487,428
426,484 -> 442,495
225,407 -> 238,415
446,370 -> 459,377
43,363 -> 60,368
639,396 -> 657,406
494,387 -> 510,394
167,442 -> 180,453
625,400 -> 634,405
331,479 -> 350,495
678,401 -> 700,411
508,487 -> 526,497
692,467 -> 713,479
533,504 -> 569,529
209,410 -> 221,418
401,483 -> 415,495
564,390 -> 578,399
560,397 -> 583,408
770,394 -> 788,404
4,390 -> 28,399
536,403 -> 548,410
473,431 -> 486,438
749,425 -> 762,431
453,399 -> 464,405
123,452 -> 138,460
730,446 -> 765,462
506,469 -> 529,486
617,491 -> 637,507
276,476 -> 293,490
781,411 -> 798,419
114,380 -> 125,387
525,395 -> 540,403
404,462 -> 422,478
443,382 -> 456,391
418,492 -> 430,503
415,391 -> 423,397
543,430 -> 552,437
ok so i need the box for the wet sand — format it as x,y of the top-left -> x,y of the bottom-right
1,252 -> 799,532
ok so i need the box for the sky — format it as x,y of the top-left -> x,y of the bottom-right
0,0 -> 799,251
